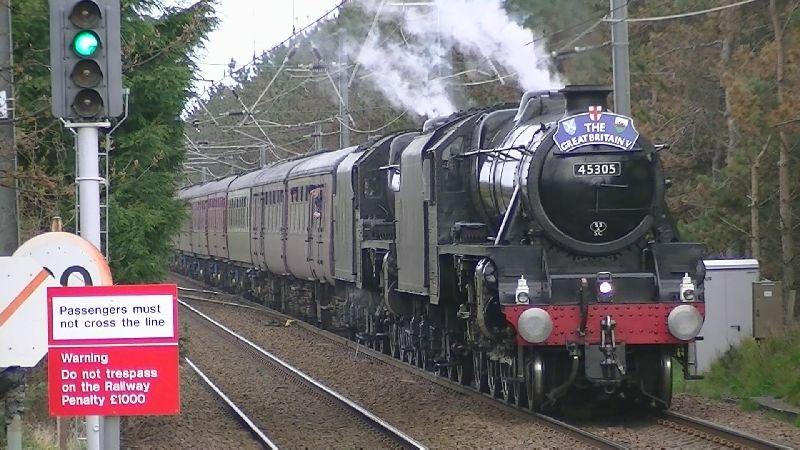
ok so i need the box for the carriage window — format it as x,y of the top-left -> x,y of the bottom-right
242,197 -> 247,227
310,186 -> 323,219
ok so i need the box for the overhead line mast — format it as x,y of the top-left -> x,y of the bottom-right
609,0 -> 631,115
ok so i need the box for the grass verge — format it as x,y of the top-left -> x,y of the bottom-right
676,326 -> 800,425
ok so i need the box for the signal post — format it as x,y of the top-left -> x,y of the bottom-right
49,0 -> 122,448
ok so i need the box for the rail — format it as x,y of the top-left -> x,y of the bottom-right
179,299 -> 428,450
659,410 -> 789,449
177,288 -> 622,449
184,357 -> 279,450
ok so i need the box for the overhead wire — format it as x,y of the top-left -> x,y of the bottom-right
203,0 -> 349,93
186,64 -> 355,161
229,88 -> 289,158
554,18 -> 604,54
605,0 -> 759,23
185,0 -> 350,134
335,111 -> 407,134
348,0 -> 388,86
525,0 -> 635,46
446,72 -> 518,87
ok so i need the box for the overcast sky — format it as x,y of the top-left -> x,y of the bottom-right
166,0 -> 343,85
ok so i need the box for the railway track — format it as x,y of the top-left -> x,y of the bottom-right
569,406 -> 791,449
174,275 -> 793,449
184,357 -> 279,450
654,410 -> 790,449
179,299 -> 427,449
175,280 -> 621,449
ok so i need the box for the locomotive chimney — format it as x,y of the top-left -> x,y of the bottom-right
560,85 -> 613,115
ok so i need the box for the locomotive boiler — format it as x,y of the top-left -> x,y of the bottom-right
176,85 -> 706,411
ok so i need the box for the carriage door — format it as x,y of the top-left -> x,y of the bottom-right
308,185 -> 324,279
250,190 -> 263,268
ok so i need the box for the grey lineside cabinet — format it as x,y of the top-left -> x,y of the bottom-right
693,259 -> 759,373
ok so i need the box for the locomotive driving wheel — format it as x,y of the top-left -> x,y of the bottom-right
635,347 -> 673,409
525,352 -> 546,411
652,348 -> 673,409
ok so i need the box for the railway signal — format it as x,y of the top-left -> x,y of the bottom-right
49,0 -> 122,120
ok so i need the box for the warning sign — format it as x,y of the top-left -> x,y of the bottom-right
47,284 -> 180,416
0,256 -> 60,368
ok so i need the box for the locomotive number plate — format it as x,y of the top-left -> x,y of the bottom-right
573,162 -> 621,177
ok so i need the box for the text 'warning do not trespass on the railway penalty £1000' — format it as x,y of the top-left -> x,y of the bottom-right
47,284 -> 180,416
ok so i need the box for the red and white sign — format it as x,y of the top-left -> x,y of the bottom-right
0,256 -> 60,367
14,231 -> 113,287
47,284 -> 180,416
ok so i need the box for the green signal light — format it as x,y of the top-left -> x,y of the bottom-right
72,30 -> 100,57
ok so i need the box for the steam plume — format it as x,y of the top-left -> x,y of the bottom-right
349,0 -> 560,118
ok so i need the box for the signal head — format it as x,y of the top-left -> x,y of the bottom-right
72,30 -> 100,57
49,0 -> 124,120
69,0 -> 102,28
72,89 -> 104,118
70,60 -> 103,88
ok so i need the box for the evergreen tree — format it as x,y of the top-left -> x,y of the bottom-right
12,0 -> 217,282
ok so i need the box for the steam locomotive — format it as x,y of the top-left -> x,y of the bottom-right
176,85 -> 706,411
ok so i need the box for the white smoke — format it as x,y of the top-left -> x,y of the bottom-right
357,32 -> 457,117
349,0 -> 560,118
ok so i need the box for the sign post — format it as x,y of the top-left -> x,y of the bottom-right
47,285 -> 180,420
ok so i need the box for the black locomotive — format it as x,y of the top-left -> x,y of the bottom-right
177,85 -> 706,411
